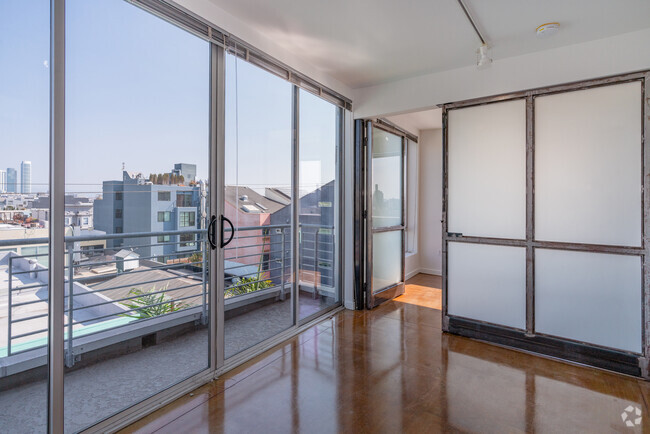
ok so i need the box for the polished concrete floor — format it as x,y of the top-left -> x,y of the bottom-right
123,274 -> 649,433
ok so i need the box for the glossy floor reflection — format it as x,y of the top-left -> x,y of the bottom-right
123,274 -> 649,433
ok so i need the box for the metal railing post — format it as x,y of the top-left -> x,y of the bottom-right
66,242 -> 75,368
7,255 -> 13,356
201,236 -> 208,324
280,230 -> 285,301
313,231 -> 319,299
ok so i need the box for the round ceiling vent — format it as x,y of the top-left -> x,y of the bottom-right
536,22 -> 560,39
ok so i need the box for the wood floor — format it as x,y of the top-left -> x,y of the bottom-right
122,273 -> 650,433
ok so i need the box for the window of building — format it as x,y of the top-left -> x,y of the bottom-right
158,191 -> 170,201
65,217 -> 71,225
157,211 -> 171,222
115,191 -> 123,201
176,191 -> 193,207
179,211 -> 195,227
115,208 -> 122,219
157,234 -> 171,243
115,227 -> 123,234
82,217 -> 89,225
179,232 -> 195,247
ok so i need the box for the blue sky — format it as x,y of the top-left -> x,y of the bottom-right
1,0 -> 337,195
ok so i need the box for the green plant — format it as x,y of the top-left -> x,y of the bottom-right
226,237 -> 274,298
121,285 -> 187,319
227,276 -> 273,297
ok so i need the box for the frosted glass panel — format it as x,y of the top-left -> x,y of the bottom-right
535,249 -> 641,353
448,242 -> 526,329
448,99 -> 526,239
372,127 -> 403,228
372,231 -> 402,293
535,82 -> 642,246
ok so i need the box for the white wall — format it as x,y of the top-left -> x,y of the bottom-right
417,129 -> 442,276
353,28 -> 650,119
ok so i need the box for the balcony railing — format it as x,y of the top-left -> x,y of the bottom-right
0,222 -> 335,371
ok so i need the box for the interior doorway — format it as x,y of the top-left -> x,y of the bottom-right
356,108 -> 443,310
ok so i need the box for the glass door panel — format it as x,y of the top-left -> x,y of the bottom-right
64,1 -> 210,431
366,124 -> 405,307
223,53 -> 294,359
0,1 -> 50,430
297,89 -> 341,321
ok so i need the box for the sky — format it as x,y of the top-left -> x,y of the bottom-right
1,0 -> 337,196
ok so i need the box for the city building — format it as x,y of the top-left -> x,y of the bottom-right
6,168 -> 17,193
93,167 -> 202,261
0,170 -> 6,194
20,161 -> 31,194
30,195 -> 94,229
172,163 -> 196,183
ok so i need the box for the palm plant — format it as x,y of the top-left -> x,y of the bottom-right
121,285 -> 187,319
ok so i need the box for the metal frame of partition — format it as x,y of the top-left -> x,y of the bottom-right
358,120 -> 407,309
26,1 -> 350,432
441,70 -> 650,378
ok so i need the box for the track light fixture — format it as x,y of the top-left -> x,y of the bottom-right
456,0 -> 492,70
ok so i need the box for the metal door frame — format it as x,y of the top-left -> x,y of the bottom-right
361,120 -> 407,309
441,70 -> 650,378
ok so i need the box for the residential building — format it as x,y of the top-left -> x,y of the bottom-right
93,168 -> 202,260
6,168 -> 17,193
20,161 -> 31,194
30,195 -> 94,229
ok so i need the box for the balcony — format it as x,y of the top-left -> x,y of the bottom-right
0,224 -> 337,432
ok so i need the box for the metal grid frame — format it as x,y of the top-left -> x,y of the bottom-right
441,70 -> 650,378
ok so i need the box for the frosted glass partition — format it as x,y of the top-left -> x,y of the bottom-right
372,127 -> 403,228
448,99 -> 526,239
372,231 -> 402,293
448,242 -> 526,329
535,82 -> 642,246
535,249 -> 642,353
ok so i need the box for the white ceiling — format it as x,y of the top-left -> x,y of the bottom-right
386,108 -> 442,135
207,0 -> 650,88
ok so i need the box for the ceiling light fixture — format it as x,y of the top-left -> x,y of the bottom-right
456,0 -> 492,70
536,22 -> 560,39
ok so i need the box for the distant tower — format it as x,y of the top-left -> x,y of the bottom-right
6,168 -> 17,193
20,161 -> 32,194
0,169 -> 6,194
122,162 -> 125,171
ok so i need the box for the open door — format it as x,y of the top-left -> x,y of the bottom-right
363,120 -> 406,308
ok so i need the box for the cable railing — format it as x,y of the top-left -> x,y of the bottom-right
1,222 -> 335,367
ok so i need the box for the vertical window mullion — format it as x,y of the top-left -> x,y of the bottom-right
48,0 -> 66,432
291,85 -> 300,327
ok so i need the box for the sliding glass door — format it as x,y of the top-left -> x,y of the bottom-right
63,1 -> 211,431
0,1 -> 50,430
220,55 -> 344,362
222,53 -> 294,359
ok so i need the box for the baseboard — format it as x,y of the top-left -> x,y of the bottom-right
405,269 -> 421,280
417,267 -> 441,276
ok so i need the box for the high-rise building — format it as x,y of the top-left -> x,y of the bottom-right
21,161 -> 32,194
6,168 -> 17,193
0,169 -> 6,193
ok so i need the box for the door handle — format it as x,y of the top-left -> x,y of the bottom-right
221,215 -> 235,248
207,215 -> 218,250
